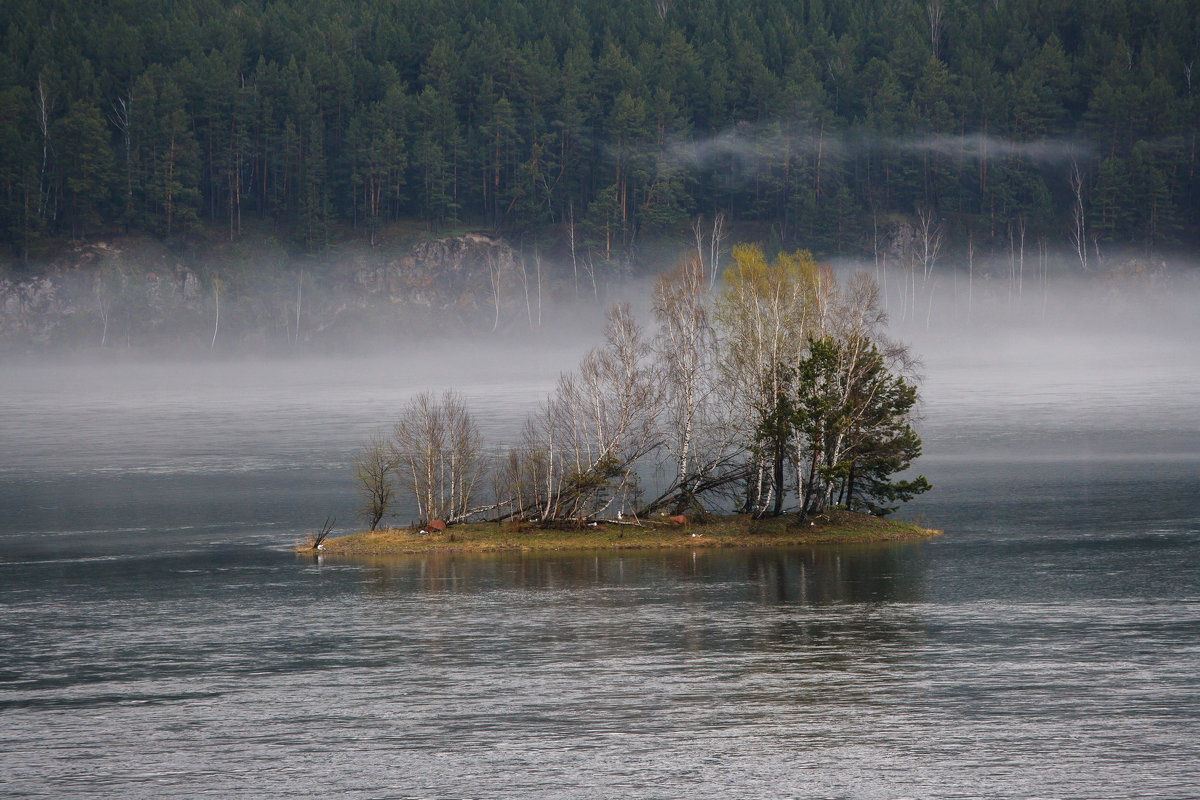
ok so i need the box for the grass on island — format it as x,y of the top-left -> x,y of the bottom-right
300,510 -> 940,556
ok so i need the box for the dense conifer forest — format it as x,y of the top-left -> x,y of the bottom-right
2,0 -> 1198,259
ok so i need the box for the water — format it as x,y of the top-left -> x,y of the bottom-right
2,328 -> 1199,799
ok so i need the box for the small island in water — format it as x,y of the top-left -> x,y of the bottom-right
304,247 -> 938,559
302,512 -> 940,557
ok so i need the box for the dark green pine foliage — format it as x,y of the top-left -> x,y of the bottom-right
1,0 -> 1198,253
793,336 -> 930,518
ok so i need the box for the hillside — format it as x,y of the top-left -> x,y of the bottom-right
2,0 -> 1198,262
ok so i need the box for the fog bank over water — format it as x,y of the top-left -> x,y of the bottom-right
5,263 -> 1197,469
873,267 -> 1200,539
2,258 -> 1196,543
887,271 -> 1200,456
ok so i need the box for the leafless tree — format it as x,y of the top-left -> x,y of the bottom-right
1017,215 -> 1026,298
966,232 -> 975,323
110,95 -> 133,217
1004,216 -> 1029,301
310,516 -> 336,550
1038,233 -> 1049,319
926,0 -> 946,60
36,74 -> 56,220
647,255 -> 739,514
567,199 -> 580,298
915,206 -> 943,328
887,221 -> 916,322
872,210 -> 884,309
210,275 -> 221,352
391,390 -> 485,524
916,206 -> 942,282
1069,159 -> 1088,271
354,432 -> 397,530
533,245 -> 543,328
518,248 -> 534,330
508,304 -> 662,523
294,267 -> 303,346
691,211 -> 727,288
487,251 -> 504,331
582,247 -> 598,299
95,261 -> 123,348
709,212 -> 726,286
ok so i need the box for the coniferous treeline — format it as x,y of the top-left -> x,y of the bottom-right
3,0 -> 1198,258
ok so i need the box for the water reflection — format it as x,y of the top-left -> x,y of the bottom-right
307,543 -> 934,679
341,542 -> 927,604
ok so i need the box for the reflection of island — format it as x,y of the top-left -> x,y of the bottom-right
349,538 -> 928,605
342,543 -> 931,677
744,545 -> 926,605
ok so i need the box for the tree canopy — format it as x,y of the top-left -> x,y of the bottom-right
3,0 -> 1198,256
367,245 -> 928,526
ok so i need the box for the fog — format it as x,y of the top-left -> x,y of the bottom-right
662,126 -> 1094,176
1,249 -> 1197,547
5,254 -> 1197,454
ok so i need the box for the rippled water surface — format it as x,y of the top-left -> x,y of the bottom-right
2,329 -> 1199,798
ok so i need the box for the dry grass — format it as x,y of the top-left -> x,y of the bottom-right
298,511 -> 941,556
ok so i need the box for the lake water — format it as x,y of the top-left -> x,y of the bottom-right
2,318 -> 1199,799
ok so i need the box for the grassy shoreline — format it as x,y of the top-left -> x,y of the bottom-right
300,511 -> 941,556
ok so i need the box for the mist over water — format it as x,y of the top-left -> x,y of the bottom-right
901,273 -> 1200,470
1,267 -> 1198,798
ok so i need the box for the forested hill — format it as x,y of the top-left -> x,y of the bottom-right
3,0 -> 1198,259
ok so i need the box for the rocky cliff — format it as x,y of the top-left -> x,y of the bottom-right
0,233 -> 530,354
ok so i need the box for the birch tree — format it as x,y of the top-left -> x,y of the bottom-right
652,256 -> 710,501
511,304 -> 662,522
714,244 -> 828,516
391,390 -> 485,524
1069,159 -> 1088,271
641,255 -> 747,516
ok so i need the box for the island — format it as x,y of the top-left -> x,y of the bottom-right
300,511 -> 940,557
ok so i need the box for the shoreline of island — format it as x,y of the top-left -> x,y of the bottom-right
298,510 -> 941,557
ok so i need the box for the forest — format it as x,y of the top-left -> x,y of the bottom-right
2,0 -> 1199,262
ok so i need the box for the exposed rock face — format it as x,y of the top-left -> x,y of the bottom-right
352,232 -> 519,314
0,241 -> 201,351
0,233 -> 524,353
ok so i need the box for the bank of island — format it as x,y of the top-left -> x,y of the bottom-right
301,511 -> 940,557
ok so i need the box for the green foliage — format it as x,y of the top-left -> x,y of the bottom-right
1,0 -> 1197,252
792,335 -> 931,518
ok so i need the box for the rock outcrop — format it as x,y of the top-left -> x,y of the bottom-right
352,232 -> 520,313
0,233 -> 526,353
